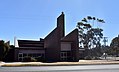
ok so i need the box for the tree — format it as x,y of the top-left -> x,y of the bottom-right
89,28 -> 103,48
0,40 -> 10,61
77,16 -> 105,58
77,21 -> 91,49
110,35 -> 119,56
77,16 -> 104,49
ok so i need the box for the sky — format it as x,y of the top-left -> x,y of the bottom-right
0,0 -> 119,45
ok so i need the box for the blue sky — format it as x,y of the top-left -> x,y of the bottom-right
0,0 -> 118,45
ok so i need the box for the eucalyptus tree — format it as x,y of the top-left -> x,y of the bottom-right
77,19 -> 91,49
77,16 -> 105,48
77,16 -> 105,58
91,28 -> 103,48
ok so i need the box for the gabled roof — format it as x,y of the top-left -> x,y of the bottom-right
44,28 -> 57,39
61,29 -> 78,42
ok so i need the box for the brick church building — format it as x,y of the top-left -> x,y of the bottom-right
14,12 -> 79,62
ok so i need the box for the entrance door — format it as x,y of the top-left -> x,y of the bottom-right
60,51 -> 71,61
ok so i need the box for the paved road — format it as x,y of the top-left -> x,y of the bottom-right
1,64 -> 119,72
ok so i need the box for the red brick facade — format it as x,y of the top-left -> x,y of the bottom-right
14,12 -> 79,62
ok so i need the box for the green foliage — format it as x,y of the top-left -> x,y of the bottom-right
0,40 -> 10,61
109,36 -> 119,56
36,56 -> 45,62
77,16 -> 105,58
0,41 -> 4,60
77,16 -> 105,49
84,55 -> 92,60
23,56 -> 37,62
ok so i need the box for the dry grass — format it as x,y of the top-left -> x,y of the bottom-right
1,60 -> 119,67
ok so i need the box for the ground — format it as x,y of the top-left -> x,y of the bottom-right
1,60 -> 119,67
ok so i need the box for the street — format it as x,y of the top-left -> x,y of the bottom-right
1,64 -> 119,72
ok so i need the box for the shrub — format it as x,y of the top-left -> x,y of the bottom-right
84,56 -> 92,60
23,56 -> 37,62
92,56 -> 101,60
36,56 -> 45,62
